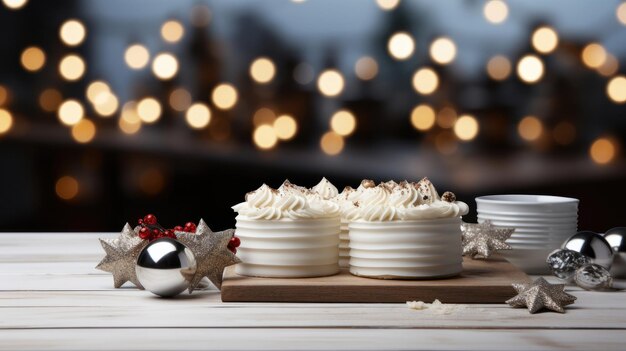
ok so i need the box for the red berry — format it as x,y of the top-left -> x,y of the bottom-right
143,214 -> 157,225
173,226 -> 184,232
184,222 -> 197,233
151,228 -> 160,236
230,236 -> 241,248
138,227 -> 151,240
138,218 -> 144,225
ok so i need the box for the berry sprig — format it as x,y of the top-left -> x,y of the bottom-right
136,214 -> 242,254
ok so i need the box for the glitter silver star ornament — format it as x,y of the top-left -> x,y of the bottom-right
461,220 -> 514,259
506,277 -> 577,313
175,219 -> 241,293
95,223 -> 148,289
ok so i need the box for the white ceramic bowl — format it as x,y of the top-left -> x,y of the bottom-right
476,195 -> 578,213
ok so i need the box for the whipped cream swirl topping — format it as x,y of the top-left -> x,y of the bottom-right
341,178 -> 468,222
311,177 -> 338,200
232,180 -> 340,220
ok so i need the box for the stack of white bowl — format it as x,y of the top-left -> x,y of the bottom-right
476,195 -> 579,274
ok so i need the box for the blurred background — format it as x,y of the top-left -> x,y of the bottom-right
0,0 -> 624,232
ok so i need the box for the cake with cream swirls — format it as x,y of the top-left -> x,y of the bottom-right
232,180 -> 341,278
345,178 -> 469,279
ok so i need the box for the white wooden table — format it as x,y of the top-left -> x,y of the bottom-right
1,233 -> 625,350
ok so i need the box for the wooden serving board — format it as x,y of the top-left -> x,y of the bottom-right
221,255 -> 531,303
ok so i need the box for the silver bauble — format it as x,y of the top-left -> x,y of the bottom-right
561,231 -> 613,269
604,227 -> 626,279
136,238 -> 196,297
574,264 -> 613,291
546,249 -> 590,282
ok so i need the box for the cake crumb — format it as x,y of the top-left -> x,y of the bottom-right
406,300 -> 426,310
406,299 -> 467,315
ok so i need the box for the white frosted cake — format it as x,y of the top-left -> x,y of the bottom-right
232,180 -> 341,278
345,178 -> 469,279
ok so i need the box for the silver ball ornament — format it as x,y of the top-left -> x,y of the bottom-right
136,238 -> 196,297
574,264 -> 613,291
546,249 -> 590,282
604,227 -> 626,279
561,231 -> 613,269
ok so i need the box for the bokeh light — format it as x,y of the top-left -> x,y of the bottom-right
354,56 -> 379,80
71,119 -> 96,143
273,115 -> 298,140
0,109 -> 13,134
20,46 -> 46,72
437,107 -> 457,129
317,69 -> 345,97
39,88 -> 62,112
125,44 -> 150,70
59,54 -> 86,81
483,0 -> 508,24
169,88 -> 192,112
86,81 -> 110,104
93,92 -> 119,117
250,57 -> 276,84
618,2 -> 626,25
330,110 -> 356,136
57,99 -> 84,126
119,102 -> 141,135
516,55 -> 544,84
253,107 -> 276,126
590,137 -> 617,165
137,97 -> 162,123
517,116 -> 543,141
486,55 -> 511,80
253,124 -> 278,149
410,104 -> 436,131
320,131 -> 344,155
453,115 -> 479,141
55,176 -> 79,200
185,103 -> 211,129
387,32 -> 415,60
581,43 -> 607,69
212,83 -> 238,110
606,76 -> 626,103
152,52 -> 179,80
59,19 -> 86,47
0,85 -> 8,106
376,0 -> 400,11
597,53 -> 619,77
429,37 -> 457,65
412,68 -> 439,95
531,26 -> 558,54
161,20 -> 185,43
435,131 -> 458,155
2,0 -> 27,10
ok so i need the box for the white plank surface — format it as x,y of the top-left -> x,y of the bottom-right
1,233 -> 625,351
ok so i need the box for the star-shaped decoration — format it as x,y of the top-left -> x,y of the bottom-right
175,219 -> 241,292
506,277 -> 577,313
461,220 -> 514,259
95,223 -> 148,289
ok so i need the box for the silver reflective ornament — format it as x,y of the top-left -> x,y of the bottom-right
546,249 -> 590,282
574,264 -> 613,291
605,227 -> 626,279
136,238 -> 196,297
561,231 -> 613,269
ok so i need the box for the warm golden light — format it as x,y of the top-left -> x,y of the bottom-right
59,54 -> 86,81
607,76 -> 626,103
486,55 -> 512,81
71,119 -> 96,143
161,20 -> 185,43
483,0 -> 508,24
412,68 -> 439,95
518,116 -> 543,141
590,138 -> 617,165
253,107 -> 276,126
60,19 -> 86,47
119,102 -> 141,135
93,92 -> 119,117
553,121 -> 576,145
253,125 -> 278,150
437,107 -> 457,129
0,85 -> 8,106
169,88 -> 192,112
317,69 -> 345,97
212,83 -> 238,110
454,115 -> 479,141
250,57 -> 276,84
55,176 -> 79,200
58,100 -> 84,126
152,53 -> 179,80
20,46 -> 46,72
618,2 -> 626,25
531,27 -> 558,54
320,131 -> 345,155
516,55 -> 544,84
273,115 -> 298,140
39,88 -> 62,112
597,54 -> 619,77
86,81 -> 110,103
581,43 -> 607,69
137,97 -> 161,123
387,32 -> 415,60
185,103 -> 211,129
410,104 -> 436,131
330,110 -> 356,136
0,109 -> 13,134
376,0 -> 400,11
354,56 -> 379,81
2,0 -> 27,10
125,44 -> 150,70
429,37 -> 457,65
